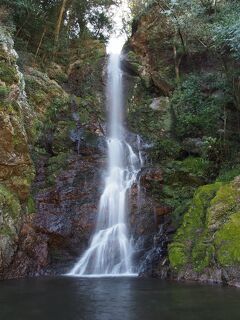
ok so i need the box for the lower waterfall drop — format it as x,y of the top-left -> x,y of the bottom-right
68,53 -> 141,276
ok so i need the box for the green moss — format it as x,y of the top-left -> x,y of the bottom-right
169,182 -> 222,271
26,195 -> 36,214
160,158 -> 212,224
47,152 -> 69,186
0,184 -> 21,219
192,241 -> 214,272
49,119 -> 76,154
207,183 -> 239,230
178,183 -> 221,238
168,244 -> 188,269
214,212 -> 240,266
169,176 -> 240,274
161,184 -> 194,224
6,175 -> 33,201
0,85 -> 10,99
0,225 -> 15,237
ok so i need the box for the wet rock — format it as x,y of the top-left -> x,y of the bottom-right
130,163 -> 172,277
140,167 -> 163,183
7,151 -> 104,277
138,224 -> 171,278
140,167 -> 163,194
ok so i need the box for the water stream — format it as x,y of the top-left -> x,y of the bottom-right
68,54 -> 141,276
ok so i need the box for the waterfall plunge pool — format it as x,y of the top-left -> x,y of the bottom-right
1,277 -> 240,320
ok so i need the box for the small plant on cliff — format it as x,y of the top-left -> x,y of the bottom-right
0,85 -> 10,99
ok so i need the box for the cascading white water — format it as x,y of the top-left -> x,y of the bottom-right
68,53 -> 141,276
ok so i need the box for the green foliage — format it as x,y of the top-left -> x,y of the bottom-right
171,74 -> 228,140
47,152 -> 69,186
217,165 -> 240,183
213,1 -> 240,60
0,61 -> 19,85
87,9 -> 113,41
3,0 -> 116,62
129,0 -> 157,18
0,184 -> 21,219
45,97 -> 69,123
26,195 -> 36,214
181,157 -> 210,177
0,85 -> 10,99
161,184 -> 194,224
150,139 -> 181,161
160,157 -> 210,224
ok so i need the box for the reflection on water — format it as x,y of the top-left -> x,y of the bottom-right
0,277 -> 240,320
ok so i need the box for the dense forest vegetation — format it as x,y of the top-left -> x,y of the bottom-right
1,0 -> 117,62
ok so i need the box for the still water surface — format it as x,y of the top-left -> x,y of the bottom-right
0,277 -> 240,320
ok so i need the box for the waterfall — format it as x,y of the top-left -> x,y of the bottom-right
68,53 -> 141,276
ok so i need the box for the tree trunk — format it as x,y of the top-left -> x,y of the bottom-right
173,45 -> 182,83
55,0 -> 68,44
35,26 -> 47,58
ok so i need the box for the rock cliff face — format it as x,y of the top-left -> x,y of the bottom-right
0,25 -> 107,279
0,27 -> 35,278
122,2 -> 240,286
6,151 -> 105,277
169,176 -> 240,287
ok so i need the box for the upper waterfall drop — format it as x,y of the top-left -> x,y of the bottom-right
68,51 -> 142,277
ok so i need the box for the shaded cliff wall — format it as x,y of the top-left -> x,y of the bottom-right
0,23 -> 108,278
123,1 -> 240,285
0,27 -> 35,278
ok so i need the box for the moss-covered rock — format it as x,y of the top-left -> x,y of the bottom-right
0,184 -> 21,219
46,152 -> 69,186
169,176 -> 240,283
0,108 -> 34,199
168,243 -> 188,269
215,212 -> 240,266
0,26 -> 36,277
169,182 -> 222,271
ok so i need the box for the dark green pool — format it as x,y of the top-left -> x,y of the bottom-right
0,277 -> 240,320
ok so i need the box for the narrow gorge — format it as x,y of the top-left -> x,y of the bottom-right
0,0 -> 240,319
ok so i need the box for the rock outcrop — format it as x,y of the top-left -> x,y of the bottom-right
6,150 -> 104,278
0,27 -> 35,278
0,24 -> 107,279
122,1 -> 240,286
